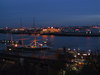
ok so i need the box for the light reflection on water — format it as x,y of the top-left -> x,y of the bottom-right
0,34 -> 100,51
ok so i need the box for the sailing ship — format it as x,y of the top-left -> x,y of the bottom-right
6,36 -> 50,52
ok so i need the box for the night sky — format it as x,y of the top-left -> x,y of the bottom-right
0,0 -> 100,27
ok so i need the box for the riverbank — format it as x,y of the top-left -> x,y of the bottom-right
1,31 -> 100,37
41,32 -> 100,37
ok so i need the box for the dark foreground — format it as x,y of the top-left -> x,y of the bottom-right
0,49 -> 100,75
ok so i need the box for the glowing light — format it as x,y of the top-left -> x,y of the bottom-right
75,29 -> 79,31
83,54 -> 87,56
42,28 -> 60,33
88,53 -> 91,55
77,53 -> 80,55
88,49 -> 91,52
43,41 -> 47,43
42,29 -> 47,31
78,62 -> 84,65
74,55 -> 77,58
73,49 -> 76,51
31,46 -> 37,48
39,44 -> 43,46
42,35 -> 48,38
89,31 -> 91,34
9,48 -> 12,51
51,27 -> 53,28
14,44 -> 18,47
68,48 -> 70,50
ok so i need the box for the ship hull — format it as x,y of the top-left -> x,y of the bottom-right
7,46 -> 50,52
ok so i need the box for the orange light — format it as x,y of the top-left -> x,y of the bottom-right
42,35 -> 48,38
50,35 -> 55,38
78,62 -> 84,65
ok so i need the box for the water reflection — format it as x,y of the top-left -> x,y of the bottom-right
0,34 -> 100,51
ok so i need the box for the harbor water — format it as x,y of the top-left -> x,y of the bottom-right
0,34 -> 100,51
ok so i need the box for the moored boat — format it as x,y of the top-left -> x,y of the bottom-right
6,37 -> 50,52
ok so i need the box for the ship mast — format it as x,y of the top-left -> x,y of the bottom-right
33,17 -> 37,46
34,36 -> 37,47
20,17 -> 24,47
33,17 -> 36,28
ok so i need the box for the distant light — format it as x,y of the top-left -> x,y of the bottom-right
75,29 -> 79,31
39,44 -> 43,46
6,27 -> 8,29
81,56 -> 83,59
86,32 -> 88,34
14,44 -> 18,47
74,55 -> 77,58
88,53 -> 91,56
9,48 -> 12,51
88,49 -> 91,52
77,53 -> 80,55
83,54 -> 87,56
51,27 -> 53,28
68,48 -> 70,50
78,62 -> 84,65
89,31 -> 91,34
73,49 -> 76,51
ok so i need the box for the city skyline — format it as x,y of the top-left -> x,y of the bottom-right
0,0 -> 100,27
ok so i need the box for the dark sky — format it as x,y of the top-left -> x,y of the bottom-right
0,0 -> 100,27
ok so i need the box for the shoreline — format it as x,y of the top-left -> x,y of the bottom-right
1,32 -> 100,37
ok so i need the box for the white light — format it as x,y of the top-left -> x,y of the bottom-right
88,53 -> 91,55
51,27 -> 53,28
77,53 -> 80,55
9,48 -> 12,51
83,54 -> 87,56
89,31 -> 91,34
68,48 -> 70,50
73,49 -> 76,51
88,49 -> 91,52
74,55 -> 77,58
